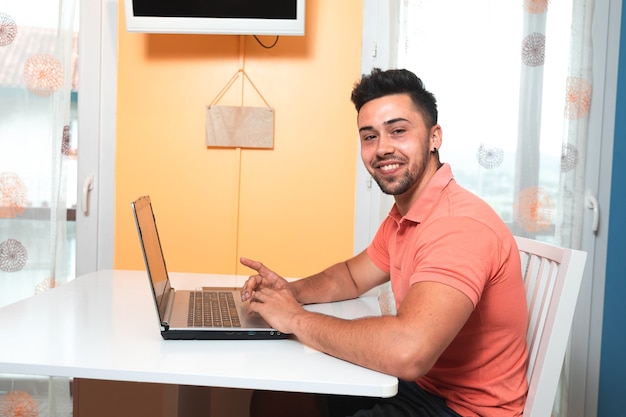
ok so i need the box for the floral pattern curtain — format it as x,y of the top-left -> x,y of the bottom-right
0,0 -> 78,415
396,0 -> 593,415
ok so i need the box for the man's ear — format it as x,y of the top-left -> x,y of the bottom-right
430,124 -> 443,151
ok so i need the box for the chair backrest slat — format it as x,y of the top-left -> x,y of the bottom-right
515,236 -> 586,417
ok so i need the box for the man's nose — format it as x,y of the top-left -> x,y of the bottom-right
376,134 -> 395,156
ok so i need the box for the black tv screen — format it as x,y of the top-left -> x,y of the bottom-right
133,0 -> 297,20
125,0 -> 305,35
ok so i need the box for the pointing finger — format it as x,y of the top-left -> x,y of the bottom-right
240,257 -> 273,277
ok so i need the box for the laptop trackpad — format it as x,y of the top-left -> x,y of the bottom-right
240,306 -> 273,329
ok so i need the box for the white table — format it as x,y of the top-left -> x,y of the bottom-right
0,270 -> 398,398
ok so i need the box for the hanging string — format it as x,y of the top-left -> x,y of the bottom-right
209,36 -> 271,109
234,35 -> 245,275
205,36 -> 275,273
208,69 -> 272,109
239,35 -> 246,105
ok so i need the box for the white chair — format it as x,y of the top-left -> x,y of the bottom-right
515,236 -> 587,417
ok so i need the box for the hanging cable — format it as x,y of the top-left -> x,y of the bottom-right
253,35 -> 279,49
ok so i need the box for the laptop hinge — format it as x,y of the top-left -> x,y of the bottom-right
161,288 -> 175,331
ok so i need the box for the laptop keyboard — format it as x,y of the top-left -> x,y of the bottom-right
188,291 -> 242,328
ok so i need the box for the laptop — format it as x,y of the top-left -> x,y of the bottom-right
131,195 -> 288,340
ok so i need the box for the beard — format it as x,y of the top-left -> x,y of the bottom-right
372,169 -> 414,195
370,150 -> 430,195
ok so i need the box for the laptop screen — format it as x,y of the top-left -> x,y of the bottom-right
132,196 -> 172,321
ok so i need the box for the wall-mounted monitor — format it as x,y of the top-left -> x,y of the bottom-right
124,0 -> 305,36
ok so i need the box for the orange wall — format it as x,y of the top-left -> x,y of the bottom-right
114,0 -> 363,277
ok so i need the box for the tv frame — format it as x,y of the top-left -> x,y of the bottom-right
124,0 -> 305,36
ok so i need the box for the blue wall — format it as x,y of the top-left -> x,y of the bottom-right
598,4 -> 626,416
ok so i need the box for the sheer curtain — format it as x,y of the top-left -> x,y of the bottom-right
394,0 -> 593,415
0,0 -> 77,415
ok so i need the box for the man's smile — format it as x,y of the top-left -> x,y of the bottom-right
379,163 -> 401,172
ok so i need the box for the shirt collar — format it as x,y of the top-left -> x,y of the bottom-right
388,163 -> 455,224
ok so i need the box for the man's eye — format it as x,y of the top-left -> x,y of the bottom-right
362,134 -> 377,141
392,128 -> 406,135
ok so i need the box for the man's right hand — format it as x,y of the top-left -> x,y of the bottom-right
239,257 -> 292,302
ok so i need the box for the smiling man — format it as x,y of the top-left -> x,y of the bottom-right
240,68 -> 529,417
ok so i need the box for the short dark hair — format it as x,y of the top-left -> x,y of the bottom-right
350,68 -> 438,128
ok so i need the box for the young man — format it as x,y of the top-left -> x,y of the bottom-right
240,68 -> 528,417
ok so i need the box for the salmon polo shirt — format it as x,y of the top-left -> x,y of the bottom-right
367,164 -> 529,417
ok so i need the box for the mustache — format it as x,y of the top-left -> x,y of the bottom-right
373,156 -> 406,166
